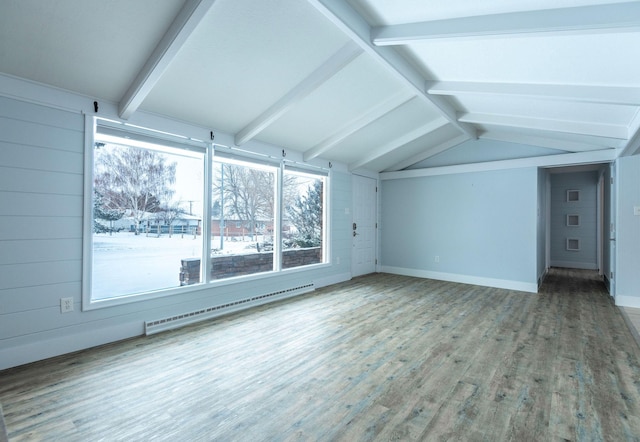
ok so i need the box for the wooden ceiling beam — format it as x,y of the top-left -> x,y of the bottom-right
348,117 -> 449,171
479,131 -> 606,153
381,149 -> 620,180
372,2 -> 640,45
303,91 -> 413,161
459,112 -> 629,140
384,134 -> 469,172
306,0 -> 477,139
427,81 -> 640,106
234,42 -> 362,146
118,0 -> 216,120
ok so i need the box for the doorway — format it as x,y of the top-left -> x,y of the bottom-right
544,163 -> 614,295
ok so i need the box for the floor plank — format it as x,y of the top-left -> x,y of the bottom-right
1,269 -> 640,441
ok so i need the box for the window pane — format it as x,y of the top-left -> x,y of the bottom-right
92,140 -> 204,299
282,170 -> 325,269
211,159 -> 276,279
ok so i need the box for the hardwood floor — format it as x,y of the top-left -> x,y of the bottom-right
1,269 -> 640,441
621,307 -> 640,349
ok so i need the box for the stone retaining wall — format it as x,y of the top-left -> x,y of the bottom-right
180,247 -> 322,285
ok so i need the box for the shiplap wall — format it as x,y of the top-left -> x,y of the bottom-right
0,96 -> 84,318
0,92 -> 353,370
549,171 -> 599,270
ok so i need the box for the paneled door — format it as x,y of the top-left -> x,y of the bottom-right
352,174 -> 377,277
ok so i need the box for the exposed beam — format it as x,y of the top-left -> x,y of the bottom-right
303,91 -> 413,161
349,118 -> 449,171
621,109 -> 640,156
372,2 -> 640,45
384,134 -> 469,172
479,125 -> 625,149
427,81 -> 640,106
459,112 -> 629,140
381,149 -> 620,180
235,42 -> 362,146
118,0 -> 216,120
623,130 -> 640,156
306,0 -> 476,139
480,131 -> 607,153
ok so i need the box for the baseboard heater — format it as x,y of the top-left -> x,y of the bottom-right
144,283 -> 314,335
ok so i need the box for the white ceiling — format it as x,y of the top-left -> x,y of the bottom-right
1,0 -> 639,172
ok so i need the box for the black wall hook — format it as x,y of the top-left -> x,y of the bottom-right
93,101 -> 98,113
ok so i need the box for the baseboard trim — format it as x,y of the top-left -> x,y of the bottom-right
313,272 -> 351,289
618,307 -> 640,350
549,260 -> 598,270
0,320 -> 143,371
538,268 -> 549,290
381,266 -> 537,293
616,295 -> 640,309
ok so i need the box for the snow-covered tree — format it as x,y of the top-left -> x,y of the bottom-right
94,143 -> 176,235
286,180 -> 323,247
213,163 -> 274,240
93,189 -> 124,234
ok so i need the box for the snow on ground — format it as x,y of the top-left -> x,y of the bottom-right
92,232 -> 266,300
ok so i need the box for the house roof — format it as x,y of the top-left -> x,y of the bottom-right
1,0 -> 638,173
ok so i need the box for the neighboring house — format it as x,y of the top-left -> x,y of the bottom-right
210,219 -> 291,239
107,212 -> 201,235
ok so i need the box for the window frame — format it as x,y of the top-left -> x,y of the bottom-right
281,163 -> 329,270
82,117 -> 210,310
209,152 -> 280,280
82,117 -> 330,311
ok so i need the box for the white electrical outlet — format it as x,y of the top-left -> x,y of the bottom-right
336,256 -> 340,265
435,256 -> 440,263
60,297 -> 74,313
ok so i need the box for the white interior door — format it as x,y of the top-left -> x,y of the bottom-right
352,174 -> 377,277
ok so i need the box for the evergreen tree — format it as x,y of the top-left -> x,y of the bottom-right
93,189 -> 125,234
286,180 -> 323,247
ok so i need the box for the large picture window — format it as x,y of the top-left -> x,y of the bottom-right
282,167 -> 326,269
90,124 -> 205,300
210,156 -> 277,279
85,118 -> 328,307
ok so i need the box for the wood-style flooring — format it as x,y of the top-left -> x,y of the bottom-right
622,307 -> 640,349
1,268 -> 640,441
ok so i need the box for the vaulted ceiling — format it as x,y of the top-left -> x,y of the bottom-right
1,0 -> 639,172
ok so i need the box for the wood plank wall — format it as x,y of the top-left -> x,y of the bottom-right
0,93 -> 353,370
0,96 -> 85,332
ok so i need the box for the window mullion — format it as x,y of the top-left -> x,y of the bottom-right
274,162 -> 283,271
203,143 -> 213,283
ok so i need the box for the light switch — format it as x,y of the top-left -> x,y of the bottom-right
634,206 -> 640,216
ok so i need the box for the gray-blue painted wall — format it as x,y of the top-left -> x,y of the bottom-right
537,168 -> 549,285
380,168 -> 538,291
616,155 -> 640,307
